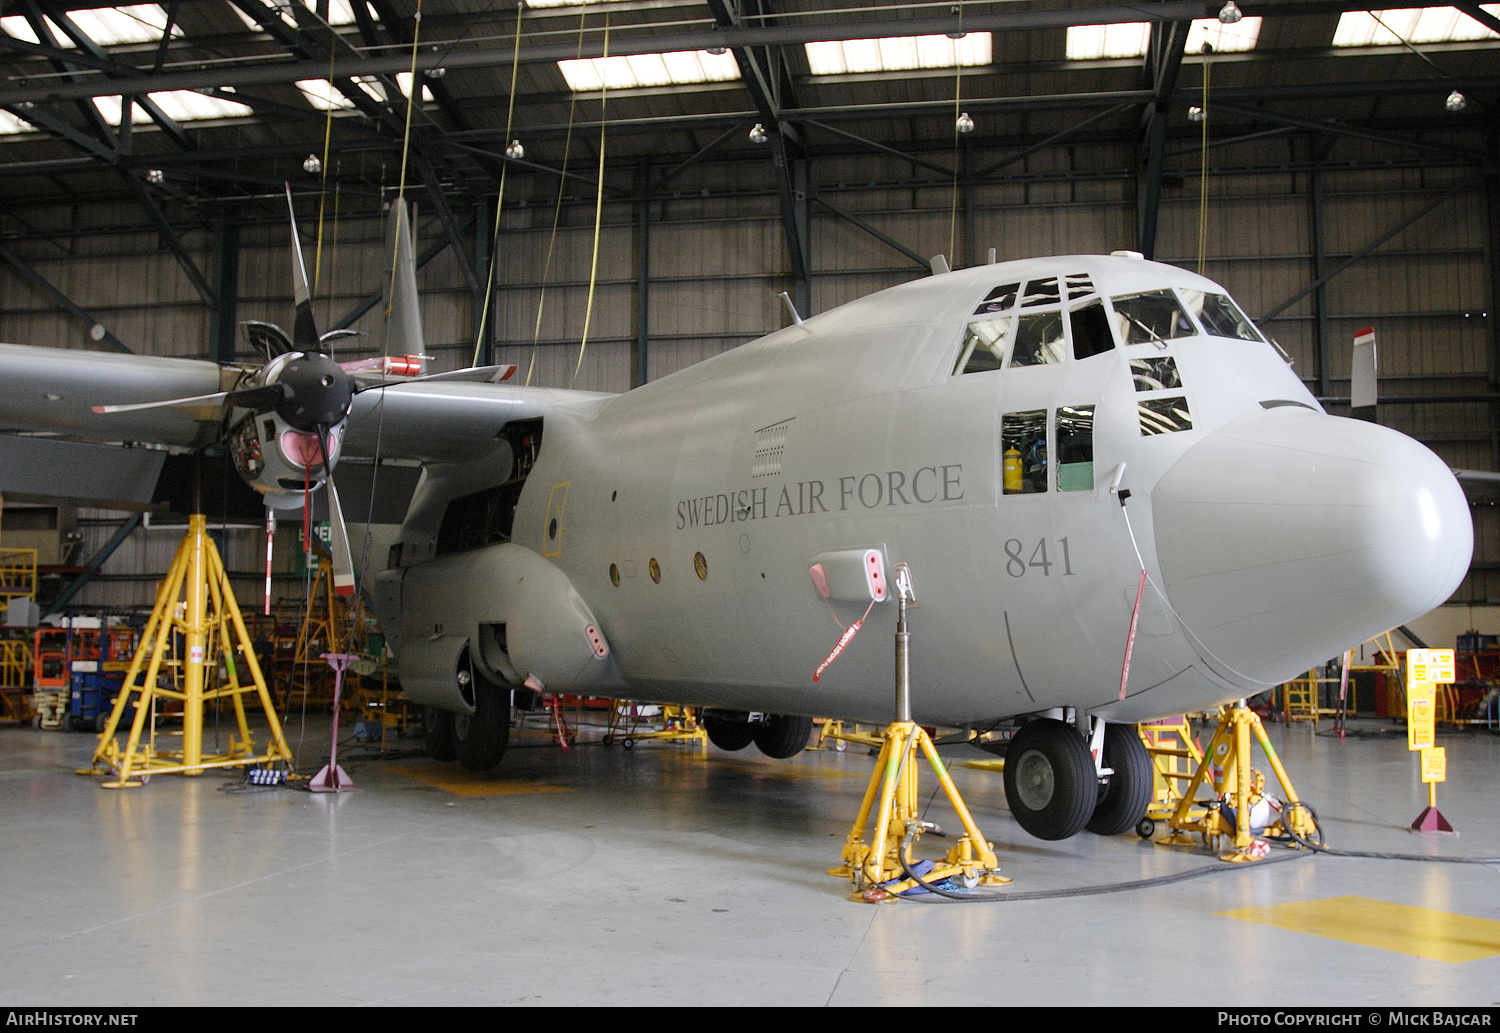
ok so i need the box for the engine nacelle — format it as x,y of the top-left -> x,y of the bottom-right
228,410 -> 345,509
372,542 -> 621,711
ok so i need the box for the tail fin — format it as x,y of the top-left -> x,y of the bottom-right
380,200 -> 424,360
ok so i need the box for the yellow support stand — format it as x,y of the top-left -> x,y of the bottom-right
605,702 -> 707,751
829,719 -> 1008,900
1157,701 -> 1320,862
827,563 -> 1007,901
79,514 -> 294,788
1137,717 -> 1206,833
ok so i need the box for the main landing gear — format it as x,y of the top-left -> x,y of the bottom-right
1002,717 -> 1154,841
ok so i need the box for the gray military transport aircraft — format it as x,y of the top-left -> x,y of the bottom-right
0,204 -> 1474,843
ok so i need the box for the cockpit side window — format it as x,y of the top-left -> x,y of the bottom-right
1010,311 -> 1066,367
1056,406 -> 1095,491
1112,290 -> 1195,345
955,315 -> 1013,374
1069,299 -> 1115,360
1179,289 -> 1263,342
1002,411 -> 1048,494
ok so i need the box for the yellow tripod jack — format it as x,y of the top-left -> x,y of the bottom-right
1157,700 -> 1321,862
828,564 -> 1009,901
80,513 -> 294,788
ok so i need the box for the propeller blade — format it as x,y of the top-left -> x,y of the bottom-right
320,433 -> 357,598
285,183 -> 321,353
1351,327 -> 1377,422
223,383 -> 286,411
92,390 -> 229,415
243,320 -> 294,362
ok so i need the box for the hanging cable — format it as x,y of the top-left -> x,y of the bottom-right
526,10 -> 590,387
471,3 -> 526,368
571,12 -> 610,390
382,0 -> 425,342
1196,52 -> 1210,275
311,39 -> 339,310
947,11 -> 964,265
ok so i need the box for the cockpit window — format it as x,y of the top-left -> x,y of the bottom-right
1010,311 -> 1066,367
1056,406 -> 1095,491
1130,356 -> 1182,391
956,316 -> 1012,374
1002,411 -> 1048,494
1065,273 -> 1095,300
1179,289 -> 1262,342
1069,300 -> 1115,360
974,282 -> 1020,315
1021,278 -> 1060,307
1139,396 -> 1193,436
1112,290 -> 1195,345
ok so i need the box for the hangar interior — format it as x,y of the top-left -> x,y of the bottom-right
0,0 -> 1498,1007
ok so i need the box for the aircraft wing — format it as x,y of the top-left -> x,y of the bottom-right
0,342 -> 237,449
343,379 -> 613,463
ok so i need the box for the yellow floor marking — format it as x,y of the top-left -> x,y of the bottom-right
396,763 -> 571,798
1218,895 -> 1500,963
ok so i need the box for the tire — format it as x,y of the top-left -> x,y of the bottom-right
1087,723 -> 1154,836
753,714 -> 813,759
1003,718 -> 1096,841
94,712 -> 107,734
423,706 -> 457,762
454,680 -> 510,772
703,716 -> 755,752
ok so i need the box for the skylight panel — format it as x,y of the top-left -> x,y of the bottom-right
94,91 -> 253,125
0,109 -> 36,135
1333,7 -> 1500,46
524,0 -> 632,7
1065,23 -> 1151,60
2,14 -> 74,47
558,50 -> 741,90
1185,16 -> 1263,53
295,75 -> 432,110
70,5 -> 183,46
804,32 -> 992,74
234,0 -> 359,32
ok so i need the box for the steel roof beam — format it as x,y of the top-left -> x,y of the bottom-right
0,242 -> 133,352
1212,100 -> 1487,160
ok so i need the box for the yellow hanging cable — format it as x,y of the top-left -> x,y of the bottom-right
311,39 -> 338,308
382,0 -> 425,356
471,4 -> 526,368
526,10 -> 589,386
948,9 -> 964,264
1197,56 -> 1210,276
571,14 -> 609,390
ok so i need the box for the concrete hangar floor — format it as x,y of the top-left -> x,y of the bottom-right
0,713 -> 1496,1008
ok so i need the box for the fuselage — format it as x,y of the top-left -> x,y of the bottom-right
387,254 -> 1473,728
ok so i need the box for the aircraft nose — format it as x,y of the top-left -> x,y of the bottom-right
1151,408 -> 1472,685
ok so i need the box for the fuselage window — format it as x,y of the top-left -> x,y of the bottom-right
1002,410 -> 1048,494
1130,356 -> 1182,391
1112,290 -> 1195,345
974,282 -> 1020,315
956,315 -> 1013,374
1069,300 -> 1115,360
1139,396 -> 1193,436
1021,278 -> 1060,307
1056,406 -> 1095,491
1010,311 -> 1066,367
1179,289 -> 1262,342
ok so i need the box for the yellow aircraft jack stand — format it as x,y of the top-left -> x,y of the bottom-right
828,565 -> 1008,902
1154,701 -> 1321,862
79,513 -> 294,788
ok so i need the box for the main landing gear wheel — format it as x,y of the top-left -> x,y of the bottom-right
1087,723 -> 1154,837
703,716 -> 755,752
454,680 -> 511,772
1003,718 -> 1096,841
423,706 -> 457,762
753,714 -> 813,759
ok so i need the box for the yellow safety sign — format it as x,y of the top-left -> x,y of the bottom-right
1406,648 -> 1455,686
1407,684 -> 1436,751
1420,747 -> 1447,784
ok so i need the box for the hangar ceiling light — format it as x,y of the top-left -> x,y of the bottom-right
804,33 -> 993,74
1333,6 -> 1500,46
1065,17 -> 1262,59
558,50 -> 741,90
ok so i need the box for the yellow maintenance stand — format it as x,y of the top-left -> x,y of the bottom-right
1153,701 -> 1321,862
828,564 -> 1008,901
80,512 -> 293,788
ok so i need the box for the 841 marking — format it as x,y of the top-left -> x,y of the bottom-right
1004,537 -> 1075,577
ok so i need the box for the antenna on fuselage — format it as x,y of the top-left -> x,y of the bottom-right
987,248 -> 996,265
929,255 -> 951,275
778,291 -> 804,327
